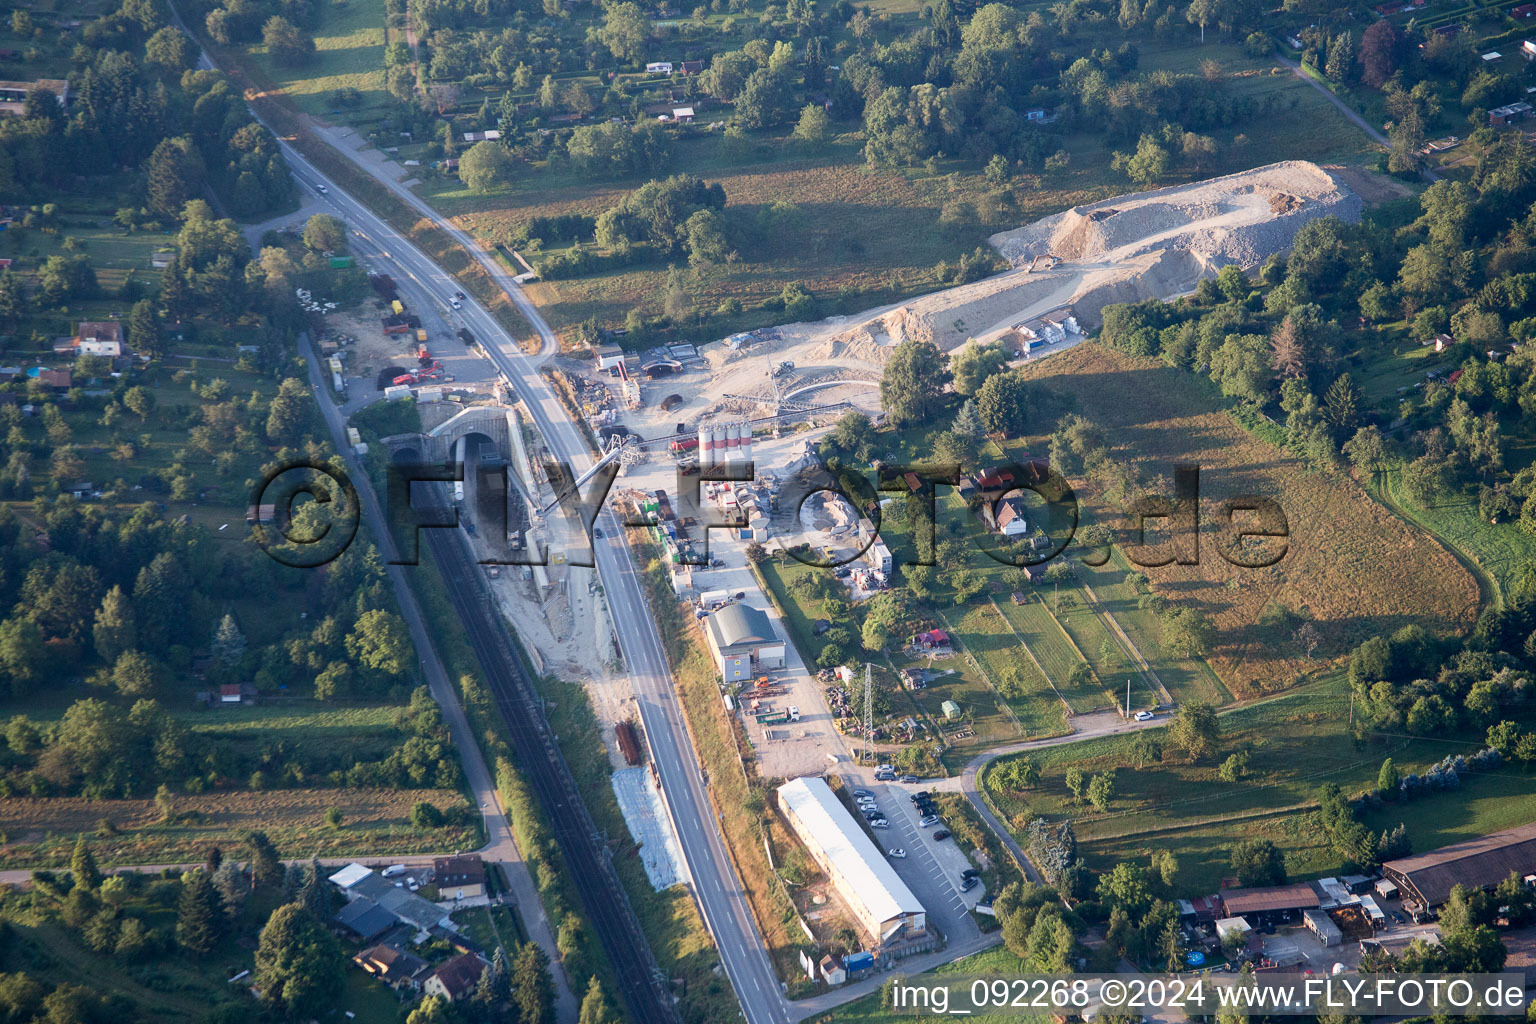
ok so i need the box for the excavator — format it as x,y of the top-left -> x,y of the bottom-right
1024,253 -> 1062,273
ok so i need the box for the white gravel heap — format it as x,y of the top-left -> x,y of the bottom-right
990,160 -> 1363,270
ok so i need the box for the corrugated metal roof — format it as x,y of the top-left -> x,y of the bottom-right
706,604 -> 776,650
1383,821 -> 1536,906
777,777 -> 923,929
1220,883 -> 1321,915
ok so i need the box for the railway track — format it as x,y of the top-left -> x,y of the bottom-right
415,478 -> 678,1024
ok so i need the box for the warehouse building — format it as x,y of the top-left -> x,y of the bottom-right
1382,821 -> 1536,910
703,604 -> 786,682
777,777 -> 926,944
1218,882 -> 1321,923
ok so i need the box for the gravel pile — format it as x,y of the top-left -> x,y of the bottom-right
990,161 -> 1362,270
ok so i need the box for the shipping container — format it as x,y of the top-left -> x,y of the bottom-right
384,384 -> 411,400
346,427 -> 362,447
391,299 -> 404,315
416,328 -> 427,342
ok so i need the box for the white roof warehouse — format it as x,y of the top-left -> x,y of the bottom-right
777,777 -> 926,943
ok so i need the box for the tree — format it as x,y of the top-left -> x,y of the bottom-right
1169,701 -> 1220,760
1087,771 -> 1117,812
301,214 -> 346,254
1065,766 -> 1086,803
1323,373 -> 1360,433
71,837 -> 101,892
512,942 -> 555,1024
1343,425 -> 1386,474
1160,608 -> 1215,658
145,25 -> 194,73
176,868 -> 224,956
880,338 -> 952,427
1218,749 -> 1250,782
265,378 -> 312,446
460,142 -> 516,193
1377,757 -> 1399,794
1358,20 -> 1400,88
823,411 -> 878,462
1185,0 -> 1217,42
145,137 -> 204,222
212,614 -> 246,668
254,903 -> 344,1017
262,16 -> 314,65
599,1 -> 651,61
127,299 -> 163,359
579,976 -> 618,1024
244,830 -> 285,889
212,860 -> 250,919
112,650 -> 162,697
1112,134 -> 1170,186
1229,838 -> 1286,886
1097,861 -> 1151,913
346,609 -> 412,677
1209,333 -> 1272,404
1325,31 -> 1354,83
0,616 -> 46,695
123,386 -> 156,422
974,371 -> 1033,436
736,68 -> 793,129
951,340 -> 1010,396
792,104 -> 831,149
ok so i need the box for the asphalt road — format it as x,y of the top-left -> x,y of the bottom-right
272,155 -> 792,1022
292,331 -> 580,1023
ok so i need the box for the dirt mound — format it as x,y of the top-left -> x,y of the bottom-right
990,160 -> 1360,270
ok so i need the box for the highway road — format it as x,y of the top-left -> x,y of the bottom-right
271,148 -> 793,1023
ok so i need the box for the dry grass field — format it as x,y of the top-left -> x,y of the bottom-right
0,787 -> 473,867
1013,343 -> 1478,696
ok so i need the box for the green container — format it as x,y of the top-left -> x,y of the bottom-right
329,256 -> 353,269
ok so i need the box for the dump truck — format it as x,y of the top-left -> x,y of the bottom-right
756,711 -> 790,725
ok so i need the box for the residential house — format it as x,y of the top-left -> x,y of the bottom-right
36,368 -> 71,389
1490,101 -> 1534,125
914,629 -> 950,651
1524,39 -> 1536,59
433,855 -> 487,900
680,59 -> 705,73
671,106 -> 695,122
1024,108 -> 1052,122
900,668 -> 926,690
985,496 -> 1030,537
74,320 -> 124,356
353,944 -> 430,993
1432,333 -> 1455,352
424,953 -> 487,1002
0,78 -> 68,116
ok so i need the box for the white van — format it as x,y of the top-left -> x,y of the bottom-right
382,865 -> 407,877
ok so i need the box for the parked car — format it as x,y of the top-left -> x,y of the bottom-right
864,810 -> 882,820
959,876 -> 979,892
1135,710 -> 1155,721
933,829 -> 951,841
900,775 -> 919,784
920,815 -> 940,827
594,526 -> 604,538
382,865 -> 407,877
871,820 -> 889,829
876,764 -> 894,773
852,789 -> 872,798
961,868 -> 980,879
889,848 -> 906,859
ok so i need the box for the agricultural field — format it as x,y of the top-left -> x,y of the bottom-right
0,786 -> 474,868
1010,342 -> 1480,697
983,676 -> 1536,895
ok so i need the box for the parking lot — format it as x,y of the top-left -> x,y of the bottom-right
841,767 -> 986,949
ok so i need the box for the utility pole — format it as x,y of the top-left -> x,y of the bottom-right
1126,677 -> 1132,719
